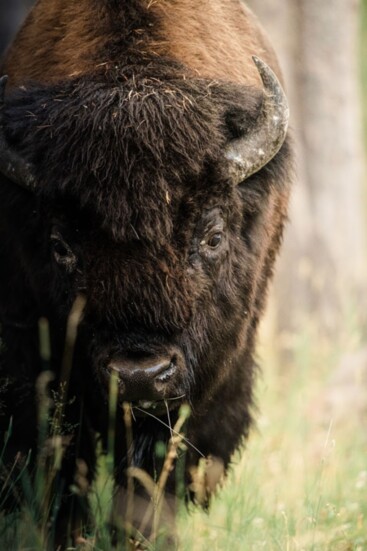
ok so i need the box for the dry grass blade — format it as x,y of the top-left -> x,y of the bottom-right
37,295 -> 86,540
132,405 -> 204,458
126,467 -> 157,500
151,405 -> 190,542
52,295 -> 87,434
123,402 -> 135,549
60,294 -> 86,391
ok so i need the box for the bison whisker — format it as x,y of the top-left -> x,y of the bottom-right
129,404 -> 137,422
164,394 -> 186,402
132,406 -> 205,458
164,400 -> 174,441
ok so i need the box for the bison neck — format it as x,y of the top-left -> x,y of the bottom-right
3,0 -> 279,88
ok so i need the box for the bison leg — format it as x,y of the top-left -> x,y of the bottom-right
110,484 -> 178,549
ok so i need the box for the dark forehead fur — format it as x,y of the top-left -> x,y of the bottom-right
4,60 -> 264,240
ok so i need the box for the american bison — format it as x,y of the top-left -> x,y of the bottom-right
0,0 -> 291,545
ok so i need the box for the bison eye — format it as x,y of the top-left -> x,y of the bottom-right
207,232 -> 223,249
195,209 -> 226,259
50,233 -> 77,271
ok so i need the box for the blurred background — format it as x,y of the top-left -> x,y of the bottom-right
0,2 -> 367,548
247,0 -> 367,351
0,0 -> 33,54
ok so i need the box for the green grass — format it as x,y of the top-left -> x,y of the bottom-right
177,325 -> 367,551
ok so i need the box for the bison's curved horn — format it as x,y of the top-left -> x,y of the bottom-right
225,57 -> 289,185
0,75 -> 37,191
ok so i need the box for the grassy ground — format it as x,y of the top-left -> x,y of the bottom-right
177,323 -> 367,551
2,322 -> 366,551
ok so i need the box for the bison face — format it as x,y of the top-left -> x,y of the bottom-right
0,59 -> 289,416
41,197 -> 244,415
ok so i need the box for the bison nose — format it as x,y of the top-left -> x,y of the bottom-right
107,353 -> 180,402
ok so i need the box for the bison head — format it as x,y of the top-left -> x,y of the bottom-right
0,59 -> 289,420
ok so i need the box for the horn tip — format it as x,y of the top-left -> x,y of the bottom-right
251,56 -> 264,69
251,56 -> 274,84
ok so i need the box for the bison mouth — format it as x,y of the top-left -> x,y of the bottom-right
129,395 -> 186,418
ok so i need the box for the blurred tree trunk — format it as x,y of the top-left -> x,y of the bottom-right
0,0 -> 34,57
247,0 -> 367,347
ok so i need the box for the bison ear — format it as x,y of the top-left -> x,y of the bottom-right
0,75 -> 37,191
225,57 -> 289,185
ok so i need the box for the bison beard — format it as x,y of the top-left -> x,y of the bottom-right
0,0 -> 291,546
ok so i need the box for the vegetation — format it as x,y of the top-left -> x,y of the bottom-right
0,320 -> 366,550
177,325 -> 367,551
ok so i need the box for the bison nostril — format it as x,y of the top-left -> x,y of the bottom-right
153,359 -> 177,393
155,361 -> 176,383
141,355 -> 176,379
108,362 -> 122,374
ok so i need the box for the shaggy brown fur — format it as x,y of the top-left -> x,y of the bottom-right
3,0 -> 279,87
